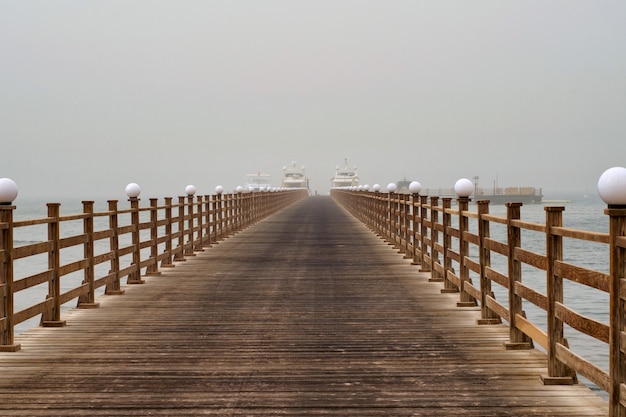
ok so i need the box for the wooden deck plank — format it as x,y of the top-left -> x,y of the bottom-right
0,197 -> 608,416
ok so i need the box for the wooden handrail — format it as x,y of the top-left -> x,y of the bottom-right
0,189 -> 307,353
330,188 -> 624,416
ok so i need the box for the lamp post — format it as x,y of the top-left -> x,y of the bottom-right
236,186 -> 245,229
409,181 -> 422,266
455,178 -> 476,306
386,183 -> 397,245
0,178 -> 19,351
185,185 -> 197,256
598,167 -> 626,417
215,186 -> 224,241
125,183 -> 144,284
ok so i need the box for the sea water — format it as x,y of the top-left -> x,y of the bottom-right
6,194 -> 612,398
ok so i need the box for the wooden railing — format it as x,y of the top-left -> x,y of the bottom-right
0,189 -> 307,351
332,188 -> 626,416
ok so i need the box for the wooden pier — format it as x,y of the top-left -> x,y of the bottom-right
0,197 -> 607,415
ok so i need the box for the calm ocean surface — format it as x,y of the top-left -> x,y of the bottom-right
8,193 -> 611,399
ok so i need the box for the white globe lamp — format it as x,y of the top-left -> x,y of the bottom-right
215,185 -> 224,195
454,178 -> 474,198
598,167 -> 626,207
0,178 -> 18,204
387,183 -> 397,193
125,183 -> 141,198
185,185 -> 196,196
372,184 -> 381,192
236,186 -> 244,193
409,181 -> 422,194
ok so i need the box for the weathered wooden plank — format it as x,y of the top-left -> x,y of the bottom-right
552,226 -> 609,244
60,283 -> 89,305
464,281 -> 481,301
13,298 -> 53,325
555,260 -> 610,292
515,312 -> 548,350
464,256 -> 480,274
555,301 -> 609,343
515,281 -> 548,311
485,237 -> 508,256
556,342 -> 609,392
12,241 -> 51,259
485,265 -> 509,289
13,269 -> 53,292
59,234 -> 87,249
59,258 -> 88,276
514,246 -> 547,270
486,294 -> 510,322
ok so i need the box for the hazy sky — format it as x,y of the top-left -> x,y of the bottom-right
2,1 -> 625,201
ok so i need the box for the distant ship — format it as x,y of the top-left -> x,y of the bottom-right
244,172 -> 272,191
281,161 -> 309,189
411,176 -> 543,204
473,186 -> 543,204
330,159 -> 360,188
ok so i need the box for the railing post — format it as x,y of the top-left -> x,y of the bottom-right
0,204 -> 20,351
223,194 -> 230,236
203,195 -> 212,248
235,192 -> 241,232
174,196 -> 186,261
419,195 -> 430,272
457,196 -> 476,307
105,200 -> 124,295
184,194 -> 195,257
504,202 -> 532,349
476,200 -> 500,325
542,205 -> 576,385
242,192 -> 249,228
410,192 -> 421,266
211,194 -> 219,243
146,198 -> 161,275
161,197 -> 174,268
229,193 -> 235,234
392,192 -> 400,249
42,203 -> 66,327
78,201 -> 99,308
195,195 -> 204,251
607,206 -> 626,417
217,193 -> 224,241
386,191 -> 393,244
441,198 -> 457,293
429,197 -> 442,282
372,190 -> 384,237
231,192 -> 237,233
127,196 -> 145,284
401,194 -> 410,257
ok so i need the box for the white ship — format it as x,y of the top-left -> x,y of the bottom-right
281,161 -> 309,189
244,172 -> 272,191
330,159 -> 359,188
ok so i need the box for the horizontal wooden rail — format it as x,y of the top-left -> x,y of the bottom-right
332,188 -> 625,417
0,189 -> 307,352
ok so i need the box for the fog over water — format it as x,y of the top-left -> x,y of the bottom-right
2,1 -> 625,201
